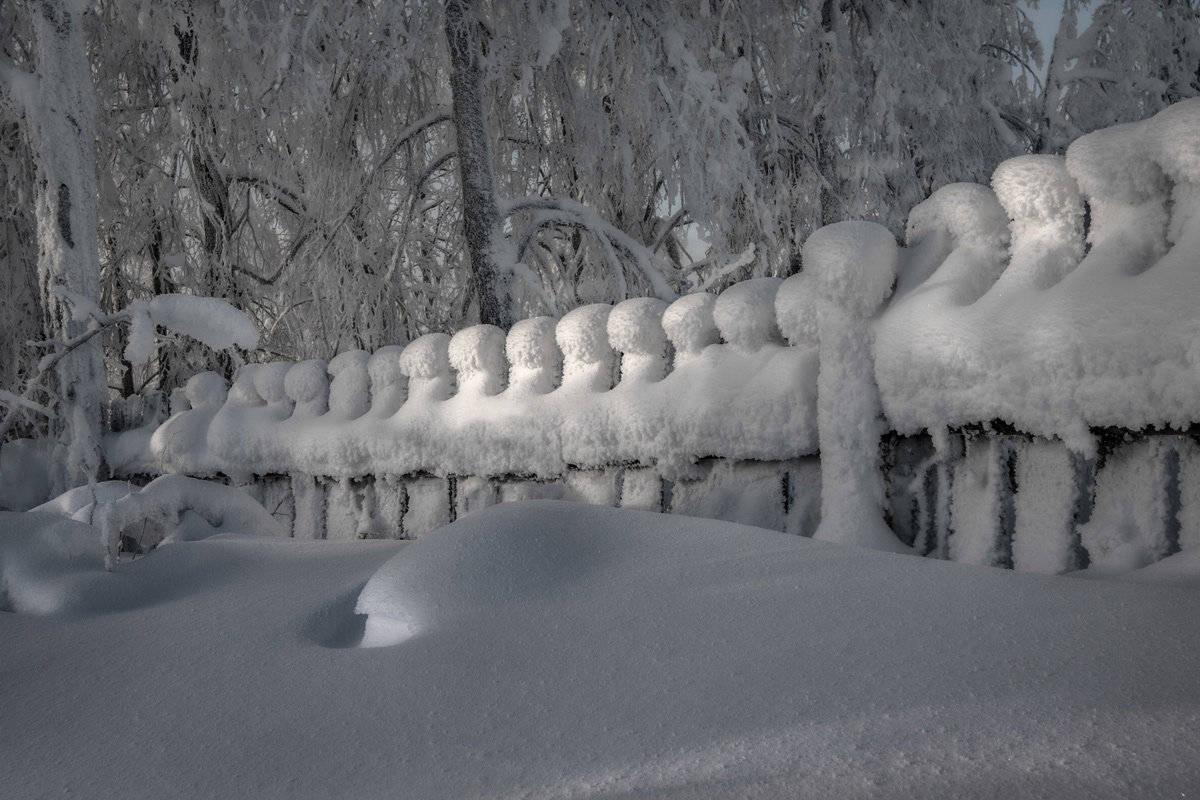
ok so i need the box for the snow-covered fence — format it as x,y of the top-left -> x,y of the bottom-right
108,279 -> 823,539
104,100 -> 1200,572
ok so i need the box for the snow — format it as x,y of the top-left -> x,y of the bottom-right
875,101 -> 1200,443
148,293 -> 260,351
2,499 -> 1199,797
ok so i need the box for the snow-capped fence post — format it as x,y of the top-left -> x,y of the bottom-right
805,221 -> 910,553
448,325 -> 508,397
556,304 -> 615,393
366,346 -> 407,418
608,298 -> 670,384
661,293 -> 720,367
283,360 -> 330,539
398,334 -> 453,404
505,317 -> 560,396
327,350 -> 371,420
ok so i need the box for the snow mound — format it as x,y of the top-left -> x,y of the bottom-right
448,325 -> 507,396
354,500 -> 793,647
0,511 -> 106,614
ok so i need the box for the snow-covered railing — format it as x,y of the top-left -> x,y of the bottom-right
104,100 -> 1200,568
107,277 -> 823,538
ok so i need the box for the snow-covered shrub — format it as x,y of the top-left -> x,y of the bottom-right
660,293 -> 719,365
556,304 -> 614,392
607,297 -> 669,383
713,278 -> 783,351
448,325 -> 507,397
505,317 -> 559,396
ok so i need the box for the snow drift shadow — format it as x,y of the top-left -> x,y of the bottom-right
302,581 -> 368,648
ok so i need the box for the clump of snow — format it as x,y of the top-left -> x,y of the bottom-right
253,361 -> 294,417
448,325 -> 507,397
122,300 -> 156,365
1145,98 -> 1200,245
284,360 -> 330,418
185,371 -> 228,410
226,364 -> 264,408
505,317 -> 559,396
712,277 -> 783,351
773,272 -> 819,347
366,345 -> 407,417
148,294 -> 259,351
803,221 -> 897,318
91,474 -> 285,566
398,333 -> 452,404
327,350 -> 371,419
906,182 -> 1011,253
556,304 -> 614,392
989,155 -> 1084,291
660,292 -> 719,364
607,297 -> 669,383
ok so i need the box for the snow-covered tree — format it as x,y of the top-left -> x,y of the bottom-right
1,0 -> 107,492
1034,0 -> 1200,153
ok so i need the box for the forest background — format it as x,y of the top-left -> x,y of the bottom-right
1,0 -> 1198,490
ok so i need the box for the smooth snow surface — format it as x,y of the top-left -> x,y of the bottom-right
2,501 -> 1198,798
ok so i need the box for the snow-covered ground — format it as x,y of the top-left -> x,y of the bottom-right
3,500 -> 1198,798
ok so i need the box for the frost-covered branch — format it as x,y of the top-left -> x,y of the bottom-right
503,195 -> 678,302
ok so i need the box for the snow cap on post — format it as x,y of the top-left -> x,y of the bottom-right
774,273 -> 819,347
327,350 -> 371,419
449,324 -> 507,396
1147,98 -> 1200,185
1065,123 -> 1165,207
607,297 -> 669,383
661,293 -> 719,363
254,362 -> 293,407
367,345 -> 407,417
398,333 -> 453,403
184,371 -> 228,411
905,183 -> 1010,252
991,155 -> 1083,233
803,221 -> 897,319
226,365 -> 264,407
713,277 -> 783,351
556,304 -> 614,391
284,359 -> 330,418
506,316 -> 560,395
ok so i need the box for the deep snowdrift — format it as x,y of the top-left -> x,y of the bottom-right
2,501 -> 1198,798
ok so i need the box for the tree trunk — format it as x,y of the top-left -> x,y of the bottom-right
444,0 -> 514,329
25,0 -> 106,493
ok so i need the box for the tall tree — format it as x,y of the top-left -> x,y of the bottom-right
1,0 -> 106,491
